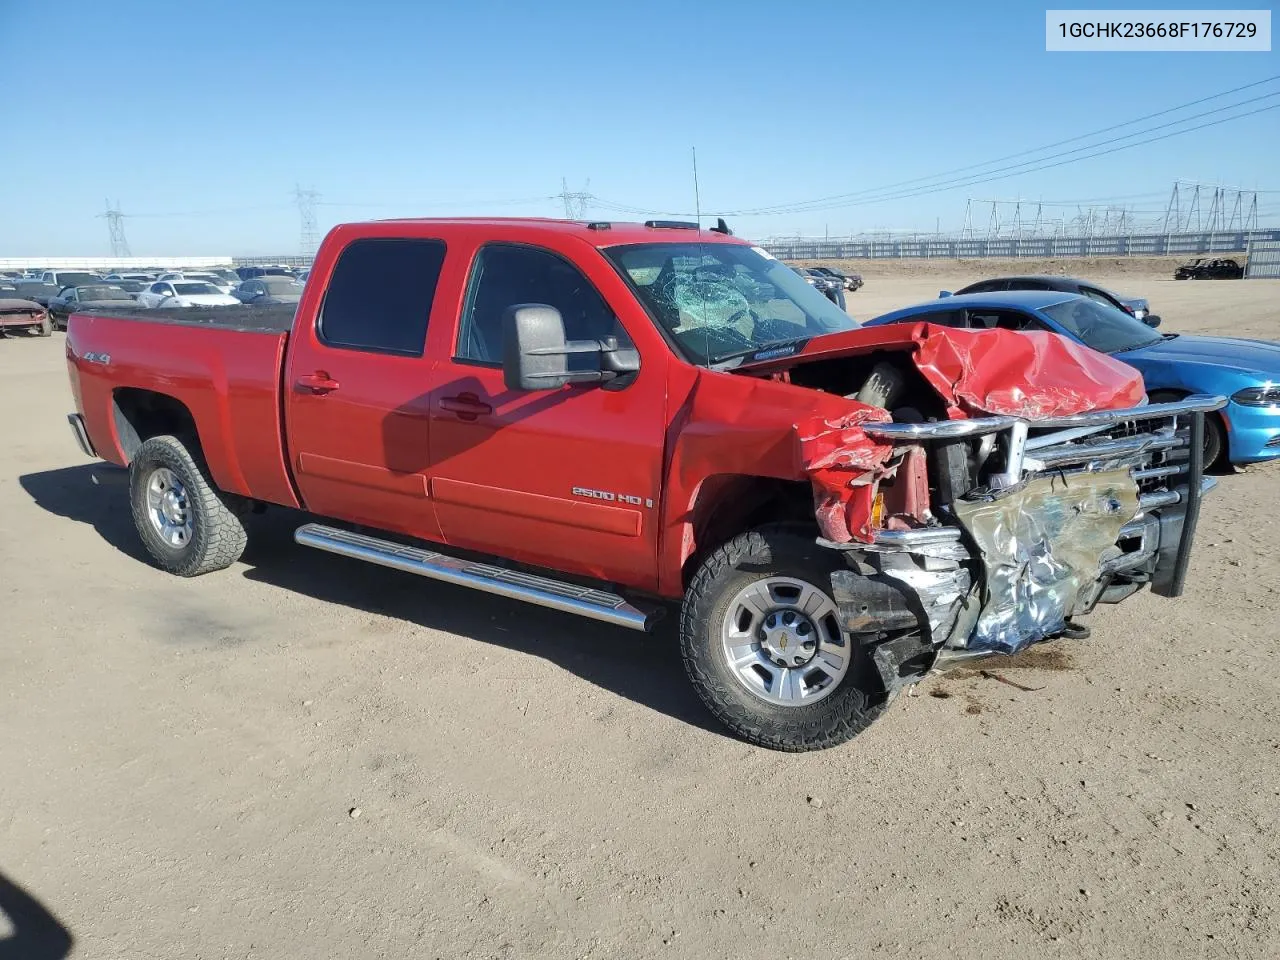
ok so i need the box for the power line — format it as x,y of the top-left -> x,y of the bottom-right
846,101 -> 1280,212
722,90 -> 1280,216
128,204 -> 294,219
315,195 -> 558,209
594,96 -> 1280,219
720,74 -> 1280,216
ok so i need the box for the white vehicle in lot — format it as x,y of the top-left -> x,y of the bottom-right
157,271 -> 235,295
136,280 -> 239,309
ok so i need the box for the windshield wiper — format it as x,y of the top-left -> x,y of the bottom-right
710,337 -> 810,367
1108,337 -> 1164,354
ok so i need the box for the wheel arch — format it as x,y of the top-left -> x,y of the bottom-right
678,474 -> 816,590
111,387 -> 202,463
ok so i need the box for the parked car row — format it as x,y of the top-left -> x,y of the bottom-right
24,273 -> 307,330
789,267 -> 848,309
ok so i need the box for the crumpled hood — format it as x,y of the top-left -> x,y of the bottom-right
780,324 -> 1144,545
751,323 -> 1147,418
1121,334 -> 1280,377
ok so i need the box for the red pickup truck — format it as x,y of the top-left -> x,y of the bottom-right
65,218 -> 1224,750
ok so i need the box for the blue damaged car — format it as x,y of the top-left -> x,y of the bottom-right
863,290 -> 1280,466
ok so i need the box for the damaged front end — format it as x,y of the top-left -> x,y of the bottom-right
0,298 -> 48,333
810,396 -> 1226,692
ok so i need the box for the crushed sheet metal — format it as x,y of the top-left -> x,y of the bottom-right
745,323 -> 1146,419
910,326 -> 1146,419
951,468 -> 1140,653
794,410 -> 893,542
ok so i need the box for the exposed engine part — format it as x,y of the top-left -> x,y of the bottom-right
850,360 -> 907,410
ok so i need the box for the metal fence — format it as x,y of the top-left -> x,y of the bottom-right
0,255 -> 232,272
232,255 -> 314,268
1244,240 -> 1280,279
763,229 -> 1280,261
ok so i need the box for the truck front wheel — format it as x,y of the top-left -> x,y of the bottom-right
680,527 -> 887,751
128,435 -> 248,577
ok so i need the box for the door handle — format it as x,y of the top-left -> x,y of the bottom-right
440,394 -> 493,419
297,372 -> 340,394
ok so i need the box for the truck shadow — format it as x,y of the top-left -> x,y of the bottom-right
0,870 -> 73,960
19,465 -> 722,739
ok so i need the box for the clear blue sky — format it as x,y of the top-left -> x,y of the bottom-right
1,0 -> 1276,256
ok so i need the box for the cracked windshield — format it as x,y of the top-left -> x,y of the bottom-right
604,242 -> 857,364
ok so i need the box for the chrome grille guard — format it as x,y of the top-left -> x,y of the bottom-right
865,394 -> 1227,599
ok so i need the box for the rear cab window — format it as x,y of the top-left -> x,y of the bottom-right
318,238 -> 447,356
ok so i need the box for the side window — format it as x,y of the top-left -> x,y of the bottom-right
456,244 -> 628,365
915,309 -> 965,327
1080,287 -> 1116,306
964,280 -> 1006,294
318,238 -> 446,356
966,309 -> 1041,331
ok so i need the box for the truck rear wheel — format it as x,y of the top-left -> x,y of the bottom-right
680,526 -> 887,751
128,435 -> 248,577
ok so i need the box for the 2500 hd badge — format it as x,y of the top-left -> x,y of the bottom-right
572,486 -> 654,508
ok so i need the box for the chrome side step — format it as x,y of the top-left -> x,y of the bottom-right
294,523 -> 654,631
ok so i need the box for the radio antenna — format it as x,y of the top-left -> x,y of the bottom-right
690,145 -> 713,366
692,146 -> 702,231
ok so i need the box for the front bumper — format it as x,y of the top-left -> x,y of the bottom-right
1224,399 -> 1280,463
823,395 -> 1226,687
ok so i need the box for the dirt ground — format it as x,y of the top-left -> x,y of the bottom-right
2,264 -> 1278,959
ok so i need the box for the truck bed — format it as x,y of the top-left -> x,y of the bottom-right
82,303 -> 297,333
66,306 -> 301,508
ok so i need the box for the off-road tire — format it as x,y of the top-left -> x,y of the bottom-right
129,434 -> 248,577
680,526 -> 887,751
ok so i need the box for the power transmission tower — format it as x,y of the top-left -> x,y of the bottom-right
1206,187 -> 1223,232
1162,183 -> 1179,234
294,184 -> 321,255
557,178 -> 592,219
98,200 -> 132,257
1186,183 -> 1202,231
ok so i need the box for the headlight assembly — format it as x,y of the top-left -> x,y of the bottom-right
1233,384 -> 1280,407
